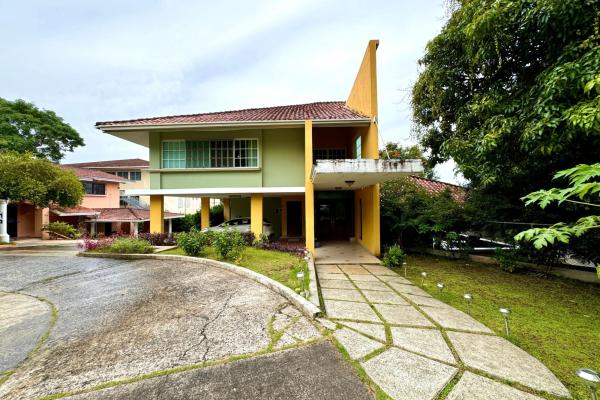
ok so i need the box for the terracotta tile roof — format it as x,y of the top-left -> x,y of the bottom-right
92,208 -> 183,222
63,158 -> 149,168
60,165 -> 129,183
95,101 -> 369,127
50,205 -> 99,216
408,176 -> 467,203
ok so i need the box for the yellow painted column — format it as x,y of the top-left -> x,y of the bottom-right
371,185 -> 381,256
201,197 -> 210,230
250,193 -> 263,237
150,195 -> 164,233
304,120 -> 315,253
222,198 -> 231,221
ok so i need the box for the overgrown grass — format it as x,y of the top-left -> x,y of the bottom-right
161,246 -> 309,292
404,254 -> 600,400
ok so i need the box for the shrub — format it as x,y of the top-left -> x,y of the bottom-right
80,237 -> 112,251
103,237 -> 154,254
177,229 -> 211,256
138,232 -> 176,246
43,221 -> 80,239
213,229 -> 245,260
494,248 -> 523,273
253,233 -> 270,249
382,245 -> 405,268
241,231 -> 255,246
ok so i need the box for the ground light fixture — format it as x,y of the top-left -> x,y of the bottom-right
436,282 -> 445,294
296,271 -> 305,297
420,272 -> 428,286
403,262 -> 408,277
576,368 -> 600,400
499,308 -> 511,336
463,293 -> 473,314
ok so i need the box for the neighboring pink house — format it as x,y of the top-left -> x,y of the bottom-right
7,166 -> 181,240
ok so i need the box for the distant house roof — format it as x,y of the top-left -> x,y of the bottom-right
92,208 -> 182,222
50,206 -> 182,222
64,158 -> 149,169
95,101 -> 370,128
60,165 -> 129,183
50,205 -> 99,217
408,176 -> 467,203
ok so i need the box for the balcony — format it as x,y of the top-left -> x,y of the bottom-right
310,159 -> 423,190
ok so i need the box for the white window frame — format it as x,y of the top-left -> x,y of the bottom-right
355,136 -> 362,160
160,138 -> 260,170
233,138 -> 259,168
161,140 -> 187,169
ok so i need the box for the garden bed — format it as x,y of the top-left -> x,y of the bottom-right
403,254 -> 600,399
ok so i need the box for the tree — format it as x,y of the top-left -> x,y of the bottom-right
515,163 -> 600,266
379,143 -> 435,178
173,204 -> 225,232
412,0 -> 600,223
0,98 -> 84,162
380,176 -> 467,248
0,152 -> 83,207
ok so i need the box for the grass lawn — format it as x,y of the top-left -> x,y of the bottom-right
160,246 -> 309,293
404,254 -> 600,400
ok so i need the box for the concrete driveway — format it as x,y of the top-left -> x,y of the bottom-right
0,253 -> 372,400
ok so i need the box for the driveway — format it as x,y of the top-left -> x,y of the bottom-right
0,252 -> 372,400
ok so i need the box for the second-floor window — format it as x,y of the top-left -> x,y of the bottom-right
83,182 -> 106,195
112,171 -> 142,181
355,136 -> 362,159
162,139 -> 258,169
313,148 -> 346,161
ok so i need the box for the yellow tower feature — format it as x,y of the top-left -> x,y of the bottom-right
150,195 -> 164,233
347,40 -> 381,256
250,193 -> 263,238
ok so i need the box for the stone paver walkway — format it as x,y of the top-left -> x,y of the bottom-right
316,263 -> 570,400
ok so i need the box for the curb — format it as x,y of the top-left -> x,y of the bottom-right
305,252 -> 321,309
78,252 -> 322,319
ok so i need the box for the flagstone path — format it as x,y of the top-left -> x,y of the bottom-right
316,263 -> 571,400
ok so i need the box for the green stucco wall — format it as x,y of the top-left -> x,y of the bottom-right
230,198 -> 250,218
148,128 -> 304,190
261,129 -> 304,187
264,197 -> 282,237
229,196 -> 282,238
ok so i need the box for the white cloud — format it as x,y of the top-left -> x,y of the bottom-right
0,0 -> 461,183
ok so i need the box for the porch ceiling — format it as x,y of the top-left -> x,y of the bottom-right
311,159 -> 423,190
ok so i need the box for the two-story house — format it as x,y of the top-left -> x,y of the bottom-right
95,41 -> 423,256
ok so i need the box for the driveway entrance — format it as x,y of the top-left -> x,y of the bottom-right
0,254 -> 371,400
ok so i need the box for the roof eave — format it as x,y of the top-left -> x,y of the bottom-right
96,118 -> 372,132
78,177 -> 128,183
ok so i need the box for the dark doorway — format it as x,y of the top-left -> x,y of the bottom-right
315,192 -> 353,241
286,201 -> 302,237
7,203 -> 17,238
103,223 -> 112,237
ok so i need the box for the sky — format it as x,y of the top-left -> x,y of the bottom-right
0,0 -> 462,184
